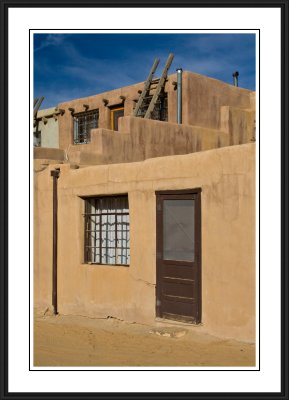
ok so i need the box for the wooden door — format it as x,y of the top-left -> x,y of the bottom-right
156,189 -> 201,324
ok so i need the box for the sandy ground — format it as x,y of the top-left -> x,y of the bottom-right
34,313 -> 255,367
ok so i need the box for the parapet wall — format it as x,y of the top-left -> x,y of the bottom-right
182,71 -> 253,129
57,71 -> 254,153
66,113 -> 255,166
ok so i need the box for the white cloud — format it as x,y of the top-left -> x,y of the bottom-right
34,34 -> 69,52
34,33 -> 255,108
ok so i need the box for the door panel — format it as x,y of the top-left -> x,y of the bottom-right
162,280 -> 196,298
156,190 -> 201,324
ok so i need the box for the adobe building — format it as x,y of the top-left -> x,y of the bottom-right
34,58 -> 256,342
33,98 -> 61,148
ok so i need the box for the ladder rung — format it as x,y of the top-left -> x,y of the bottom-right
133,58 -> 160,117
134,54 -> 173,119
152,78 -> 167,83
144,53 -> 174,119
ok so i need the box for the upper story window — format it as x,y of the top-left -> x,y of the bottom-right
151,92 -> 168,122
136,91 -> 168,121
73,109 -> 99,144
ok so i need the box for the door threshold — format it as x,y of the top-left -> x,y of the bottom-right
155,317 -> 203,327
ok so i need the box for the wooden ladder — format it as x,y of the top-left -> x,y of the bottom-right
133,53 -> 174,119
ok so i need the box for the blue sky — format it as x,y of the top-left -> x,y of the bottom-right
34,33 -> 256,109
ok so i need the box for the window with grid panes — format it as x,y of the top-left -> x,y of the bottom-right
84,196 -> 130,265
136,91 -> 168,121
151,91 -> 168,121
73,109 -> 99,144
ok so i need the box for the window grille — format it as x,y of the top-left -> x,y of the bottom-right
84,195 -> 130,265
136,92 -> 168,121
151,92 -> 168,122
74,109 -> 99,144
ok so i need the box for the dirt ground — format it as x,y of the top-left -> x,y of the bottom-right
34,313 -> 255,367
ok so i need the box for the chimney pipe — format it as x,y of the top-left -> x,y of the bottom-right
233,71 -> 239,87
176,68 -> 183,124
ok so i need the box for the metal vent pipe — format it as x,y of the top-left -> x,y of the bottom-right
176,68 -> 183,124
232,71 -> 239,87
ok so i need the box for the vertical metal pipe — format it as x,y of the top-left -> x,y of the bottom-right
176,68 -> 183,124
50,169 -> 60,315
232,71 -> 239,87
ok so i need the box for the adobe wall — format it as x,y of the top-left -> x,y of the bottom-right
57,81 -> 145,150
220,106 -> 255,145
64,111 -> 255,166
182,72 -> 252,129
57,72 -> 254,151
34,143 -> 255,342
34,147 -> 64,161
66,117 -> 232,166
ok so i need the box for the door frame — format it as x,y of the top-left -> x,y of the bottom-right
110,105 -> 125,131
155,188 -> 202,323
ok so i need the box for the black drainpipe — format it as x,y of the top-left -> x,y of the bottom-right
50,168 -> 60,315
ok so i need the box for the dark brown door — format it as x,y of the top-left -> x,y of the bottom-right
156,189 -> 201,324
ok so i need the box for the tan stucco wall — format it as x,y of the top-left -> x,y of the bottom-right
57,81 -> 145,150
34,147 -> 64,161
66,116 -> 231,166
220,106 -> 255,145
33,148 -> 65,173
57,72 -> 254,151
182,72 -> 252,129
34,143 -> 255,342
64,109 -> 255,166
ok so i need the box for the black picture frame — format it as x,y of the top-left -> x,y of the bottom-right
1,0 -> 288,399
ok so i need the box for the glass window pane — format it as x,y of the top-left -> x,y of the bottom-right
163,199 -> 195,261
74,110 -> 99,144
85,195 -> 129,265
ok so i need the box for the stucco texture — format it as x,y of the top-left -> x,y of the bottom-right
57,71 -> 254,152
34,143 -> 255,342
